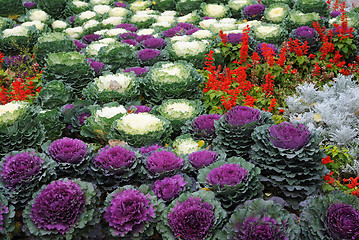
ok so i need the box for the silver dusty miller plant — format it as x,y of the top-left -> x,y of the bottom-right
285,74 -> 359,147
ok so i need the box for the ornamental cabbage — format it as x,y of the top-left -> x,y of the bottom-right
152,174 -> 188,201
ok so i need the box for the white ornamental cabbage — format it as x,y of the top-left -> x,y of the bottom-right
3,26 -> 28,37
151,62 -> 190,83
93,4 -> 111,14
72,1 -> 89,8
65,27 -> 83,39
95,73 -> 134,93
131,14 -> 154,23
83,19 -> 100,29
79,11 -> 97,20
0,101 -> 28,124
130,0 -> 152,12
96,106 -> 127,119
165,102 -> 194,119
86,43 -> 107,56
199,19 -> 218,29
105,28 -> 127,37
102,17 -> 123,27
191,30 -> 213,39
94,29 -> 108,36
219,18 -> 237,25
228,0 -> 252,11
172,40 -> 208,57
210,23 -> 237,33
52,20 -> 67,30
116,113 -> 165,135
137,28 -> 155,36
203,4 -> 227,18
98,37 -> 117,44
152,22 -> 172,28
161,11 -> 177,16
170,35 -> 191,43
21,21 -> 44,31
90,0 -> 111,5
254,24 -> 281,39
156,16 -> 175,23
29,10 -> 49,22
177,12 -> 198,23
109,7 -> 129,17
173,135 -> 200,155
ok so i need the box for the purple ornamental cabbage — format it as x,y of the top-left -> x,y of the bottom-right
327,203 -> 359,240
236,216 -> 287,239
77,112 -> 91,126
140,144 -> 163,155
24,2 -> 37,9
128,105 -> 152,113
152,175 -> 187,201
193,114 -> 221,136
116,23 -> 134,29
94,145 -> 136,170
295,26 -> 317,38
186,28 -> 200,35
168,196 -> 215,240
188,150 -> 218,169
119,32 -> 137,40
114,2 -> 127,8
5,55 -> 29,67
1,152 -> 42,188
104,188 -> 155,237
162,27 -> 185,38
244,4 -> 265,17
206,164 -> 248,187
122,39 -> 138,46
63,104 -> 74,111
74,40 -> 87,52
87,58 -> 105,75
146,151 -> 184,174
69,16 -> 76,24
82,34 -> 101,44
0,202 -> 9,231
30,180 -> 86,234
269,122 -> 311,150
330,11 -> 342,18
225,106 -> 261,126
48,137 -> 87,164
136,35 -> 154,43
123,67 -> 149,77
176,23 -> 195,30
138,49 -> 161,61
203,17 -> 215,20
142,38 -> 166,49
257,43 -> 278,56
228,33 -> 244,45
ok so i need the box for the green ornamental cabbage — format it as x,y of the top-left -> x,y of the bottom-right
152,0 -> 176,11
0,102 -> 44,157
176,0 -> 202,15
300,191 -> 359,240
225,198 -> 300,239
262,0 -> 294,8
251,23 -> 288,45
284,10 -> 323,30
80,102 -> 128,144
82,71 -> 140,104
213,105 -> 273,158
34,32 -> 77,67
152,99 -> 204,132
294,0 -> 329,16
0,0 -> 23,17
142,61 -> 204,104
264,3 -> 290,24
36,0 -> 69,19
0,25 -> 39,55
42,51 -> 95,94
110,112 -> 172,148
250,122 -> 327,209
197,157 -> 263,210
38,109 -> 65,141
34,80 -> 75,109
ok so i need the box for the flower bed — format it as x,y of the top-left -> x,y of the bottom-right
1,0 -> 359,239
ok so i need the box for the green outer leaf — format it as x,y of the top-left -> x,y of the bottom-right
0,193 -> 15,237
225,198 -> 300,240
300,191 -> 359,240
35,80 -> 75,109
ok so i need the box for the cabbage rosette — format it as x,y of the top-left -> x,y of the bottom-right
197,157 -> 263,210
213,105 -> 273,158
83,71 -> 140,104
228,0 -> 253,18
284,10 -> 324,30
103,185 -> 164,239
294,0 -> 329,16
42,51 -> 95,93
300,191 -> 359,240
201,3 -> 231,19
250,122 -> 326,209
152,99 -> 204,131
225,198 -> 300,239
141,61 -> 204,104
176,0 -> 202,15
80,102 -> 127,143
157,190 -> 227,240
111,112 -> 172,147
251,23 -> 288,45
0,25 -> 39,55
35,80 -> 75,109
38,109 -> 65,141
89,145 -> 141,192
0,149 -> 57,207
22,178 -> 101,240
264,3 -> 290,23
0,102 -> 44,156
172,134 -> 203,156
